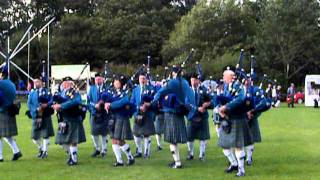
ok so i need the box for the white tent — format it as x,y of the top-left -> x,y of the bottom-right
51,64 -> 90,100
304,75 -> 320,106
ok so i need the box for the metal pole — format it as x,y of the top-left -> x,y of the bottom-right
28,31 -> 30,86
10,61 -> 34,81
47,25 -> 50,90
10,24 -> 33,56
9,18 -> 55,60
0,51 -> 6,59
7,37 -> 10,79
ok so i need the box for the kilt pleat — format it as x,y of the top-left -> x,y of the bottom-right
110,114 -> 133,141
218,116 -> 253,149
154,113 -> 165,135
133,112 -> 156,137
90,113 -> 108,136
248,115 -> 262,143
187,116 -> 210,141
164,112 -> 187,144
31,116 -> 55,140
0,111 -> 18,137
55,117 -> 86,145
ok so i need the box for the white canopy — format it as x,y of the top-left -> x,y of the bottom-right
51,64 -> 90,80
305,75 -> 320,106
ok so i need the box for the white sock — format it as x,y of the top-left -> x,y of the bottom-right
70,146 -> 78,162
0,139 -> 3,160
199,140 -> 207,158
42,139 -> 50,152
235,148 -> 246,173
155,134 -> 162,147
112,144 -> 123,163
144,137 -> 151,156
246,144 -> 254,161
91,135 -> 100,151
32,139 -> 42,150
223,149 -> 238,166
215,126 -> 221,138
169,144 -> 181,166
187,141 -> 194,156
120,143 -> 133,160
101,136 -> 108,153
134,136 -> 142,153
4,137 -> 20,154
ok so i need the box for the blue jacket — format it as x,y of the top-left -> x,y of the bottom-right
191,85 -> 209,119
153,77 -> 196,120
0,79 -> 16,112
87,85 -> 103,116
130,84 -> 155,116
225,83 -> 247,118
27,88 -> 52,119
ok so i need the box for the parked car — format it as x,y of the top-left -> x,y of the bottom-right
286,91 -> 304,104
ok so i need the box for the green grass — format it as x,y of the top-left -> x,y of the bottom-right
0,104 -> 319,180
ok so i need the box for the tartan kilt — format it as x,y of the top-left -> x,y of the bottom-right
133,112 -> 156,137
31,116 -> 55,140
0,111 -> 18,137
110,114 -> 133,141
55,117 -> 86,145
248,115 -> 262,143
187,116 -> 210,141
90,113 -> 108,136
218,116 -> 253,149
164,112 -> 187,144
154,113 -> 165,135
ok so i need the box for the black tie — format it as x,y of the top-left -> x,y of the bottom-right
194,88 -> 198,105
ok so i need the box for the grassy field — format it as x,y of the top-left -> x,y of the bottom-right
0,103 -> 319,180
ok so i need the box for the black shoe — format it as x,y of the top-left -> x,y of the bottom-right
236,171 -> 245,177
168,162 -> 182,169
68,159 -> 78,166
157,146 -> 162,151
37,150 -> 43,158
66,155 -> 72,165
0,159 -> 3,162
224,165 -> 238,173
41,151 -> 48,159
186,154 -> 194,161
143,154 -> 150,159
91,150 -> 101,157
101,151 -> 106,158
113,162 -> 124,167
199,156 -> 205,162
12,152 -> 22,161
127,158 -> 135,166
134,152 -> 142,158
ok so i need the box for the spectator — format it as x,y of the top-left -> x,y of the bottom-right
287,83 -> 295,108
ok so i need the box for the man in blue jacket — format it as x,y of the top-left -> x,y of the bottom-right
152,66 -> 196,169
27,78 -> 54,159
87,73 -> 108,158
186,73 -> 211,162
53,77 -> 86,166
0,65 -> 22,162
131,73 -> 156,158
219,70 -> 253,177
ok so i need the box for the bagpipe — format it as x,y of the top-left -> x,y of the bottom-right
26,88 -> 54,120
53,87 -> 87,122
157,49 -> 197,116
52,63 -> 89,122
100,62 -> 143,118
